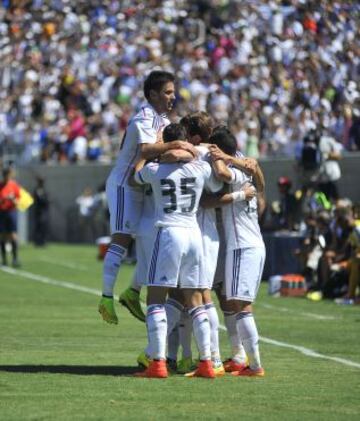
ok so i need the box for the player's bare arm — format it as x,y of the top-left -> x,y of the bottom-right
140,140 -> 197,161
200,183 -> 256,208
159,149 -> 195,163
209,145 -> 258,176
211,157 -> 234,183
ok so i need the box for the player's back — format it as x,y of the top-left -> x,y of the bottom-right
222,168 -> 264,249
139,159 -> 221,228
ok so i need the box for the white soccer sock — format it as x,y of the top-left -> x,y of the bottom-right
236,311 -> 261,369
146,305 -> 167,360
179,310 -> 192,359
165,298 -> 183,335
144,343 -> 152,358
205,302 -> 221,361
102,243 -> 127,296
189,306 -> 211,361
223,311 -> 247,363
167,324 -> 179,361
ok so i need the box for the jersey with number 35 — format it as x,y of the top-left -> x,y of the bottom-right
135,160 -> 222,228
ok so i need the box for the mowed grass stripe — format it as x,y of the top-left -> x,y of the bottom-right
2,265 -> 360,370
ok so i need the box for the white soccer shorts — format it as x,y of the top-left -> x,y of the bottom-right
213,244 -> 226,294
225,247 -> 266,302
201,230 -> 219,289
132,227 -> 157,288
106,174 -> 143,235
147,226 -> 206,289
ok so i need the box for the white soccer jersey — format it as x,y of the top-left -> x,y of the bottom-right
222,167 -> 264,250
111,103 -> 170,185
135,160 -> 222,228
106,103 -> 169,234
195,143 -> 216,234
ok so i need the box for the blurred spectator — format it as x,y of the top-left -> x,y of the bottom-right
317,130 -> 343,201
32,175 -> 50,246
76,186 -> 97,242
274,176 -> 300,231
0,1 -> 359,164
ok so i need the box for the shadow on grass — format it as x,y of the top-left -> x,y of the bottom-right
0,365 -> 140,376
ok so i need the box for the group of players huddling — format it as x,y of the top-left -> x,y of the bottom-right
98,71 -> 266,379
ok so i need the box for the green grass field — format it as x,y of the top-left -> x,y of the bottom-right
0,244 -> 359,420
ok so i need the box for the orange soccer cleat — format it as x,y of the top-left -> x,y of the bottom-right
223,358 -> 247,373
184,359 -> 215,379
231,366 -> 265,377
134,360 -> 168,378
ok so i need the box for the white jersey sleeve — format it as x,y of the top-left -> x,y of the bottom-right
228,167 -> 249,186
133,104 -> 170,145
201,161 -> 224,193
134,117 -> 158,145
135,162 -> 160,185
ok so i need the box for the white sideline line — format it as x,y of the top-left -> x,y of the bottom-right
259,303 -> 337,321
2,266 -> 360,370
36,257 -> 88,271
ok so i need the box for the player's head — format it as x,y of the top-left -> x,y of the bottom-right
209,125 -> 237,156
180,111 -> 214,145
144,71 -> 176,114
163,123 -> 187,143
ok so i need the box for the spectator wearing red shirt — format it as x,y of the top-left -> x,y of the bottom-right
0,168 -> 21,266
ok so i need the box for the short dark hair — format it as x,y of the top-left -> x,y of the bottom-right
143,71 -> 175,101
180,111 -> 214,142
163,123 -> 187,143
209,126 -> 237,156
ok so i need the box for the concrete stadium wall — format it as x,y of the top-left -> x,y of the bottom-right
18,153 -> 360,243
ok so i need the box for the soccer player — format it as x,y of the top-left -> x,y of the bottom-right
173,113 -> 258,375
0,168 -> 21,267
208,126 -> 266,377
134,123 -> 223,378
98,71 -> 196,324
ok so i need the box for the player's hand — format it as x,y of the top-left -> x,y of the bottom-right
209,145 -> 230,163
241,183 -> 257,200
169,141 -> 198,157
241,158 -> 258,175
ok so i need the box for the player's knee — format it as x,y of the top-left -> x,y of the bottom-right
147,287 -> 167,306
111,232 -> 131,248
231,300 -> 252,313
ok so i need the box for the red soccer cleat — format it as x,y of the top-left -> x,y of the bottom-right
223,358 -> 247,373
184,360 -> 215,379
134,360 -> 168,378
231,366 -> 265,377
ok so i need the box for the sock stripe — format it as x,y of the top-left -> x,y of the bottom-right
223,311 -> 236,317
192,311 -> 208,320
147,310 -> 166,317
236,311 -> 252,320
189,306 -> 207,319
204,303 -> 215,310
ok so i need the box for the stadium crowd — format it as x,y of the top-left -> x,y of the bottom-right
0,0 -> 359,165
